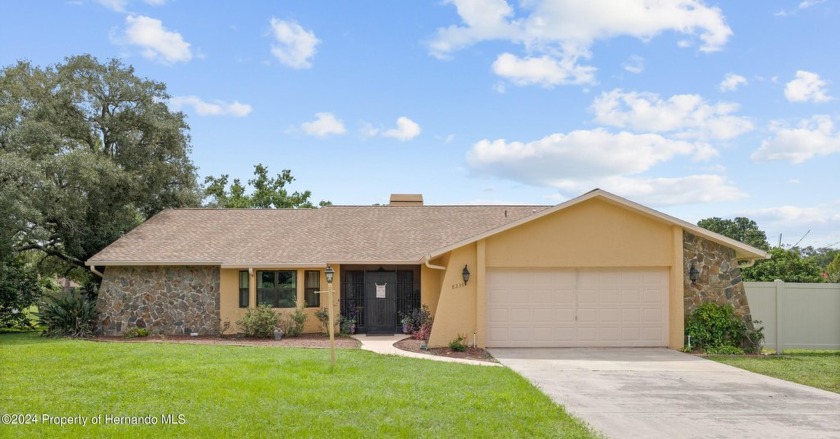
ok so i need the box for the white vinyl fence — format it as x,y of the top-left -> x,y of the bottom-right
745,281 -> 840,353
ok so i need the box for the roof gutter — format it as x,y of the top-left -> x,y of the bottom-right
89,265 -> 104,278
423,255 -> 446,271
738,254 -> 770,269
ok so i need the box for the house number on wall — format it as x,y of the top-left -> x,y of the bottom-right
451,282 -> 465,290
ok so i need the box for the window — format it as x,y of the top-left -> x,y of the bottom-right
304,270 -> 320,307
238,271 -> 249,308
256,270 -> 296,308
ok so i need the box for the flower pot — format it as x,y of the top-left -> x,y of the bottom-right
402,323 -> 412,334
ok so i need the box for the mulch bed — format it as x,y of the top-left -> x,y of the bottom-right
394,337 -> 498,363
93,333 -> 361,349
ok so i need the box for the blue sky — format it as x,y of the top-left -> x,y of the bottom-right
2,0 -> 839,249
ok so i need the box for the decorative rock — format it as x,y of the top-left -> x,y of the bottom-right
96,266 -> 220,336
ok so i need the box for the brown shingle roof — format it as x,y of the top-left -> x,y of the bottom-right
87,205 -> 549,266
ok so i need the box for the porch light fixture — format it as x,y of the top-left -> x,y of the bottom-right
462,265 -> 470,285
689,264 -> 700,284
325,265 -> 335,284
325,264 -> 336,368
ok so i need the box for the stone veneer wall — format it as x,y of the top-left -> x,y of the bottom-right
97,266 -> 220,336
683,232 -> 752,323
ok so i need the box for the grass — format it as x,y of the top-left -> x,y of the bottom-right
709,350 -> 840,394
0,332 -> 595,438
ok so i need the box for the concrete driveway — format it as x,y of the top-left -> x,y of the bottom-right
490,348 -> 840,439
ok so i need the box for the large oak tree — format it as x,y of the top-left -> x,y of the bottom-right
0,55 -> 200,281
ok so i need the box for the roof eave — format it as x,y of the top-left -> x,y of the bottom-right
426,189 -> 769,261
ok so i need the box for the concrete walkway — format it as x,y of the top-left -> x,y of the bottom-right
491,348 -> 840,439
351,334 -> 501,366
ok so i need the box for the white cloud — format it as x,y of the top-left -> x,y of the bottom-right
382,117 -> 422,141
623,55 -> 644,74
752,115 -> 840,163
430,0 -> 731,86
785,70 -> 832,102
591,89 -> 754,140
97,0 -> 128,12
747,206 -> 831,227
300,112 -> 346,137
169,96 -> 252,117
492,53 -> 596,87
799,0 -> 826,8
144,0 -> 168,5
719,73 -> 747,92
269,18 -> 319,69
465,128 -> 744,205
468,129 -> 703,182
571,175 -> 745,205
121,15 -> 192,64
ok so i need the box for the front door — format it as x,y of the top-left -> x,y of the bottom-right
364,271 -> 397,334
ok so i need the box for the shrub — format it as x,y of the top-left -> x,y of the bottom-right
123,327 -> 150,338
705,345 -> 744,355
400,305 -> 432,333
400,304 -> 434,340
278,302 -> 307,337
449,334 -> 467,352
38,292 -> 98,338
237,305 -> 278,338
685,302 -> 764,354
315,308 -> 331,334
0,258 -> 43,330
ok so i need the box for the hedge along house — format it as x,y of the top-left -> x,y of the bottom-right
87,190 -> 768,349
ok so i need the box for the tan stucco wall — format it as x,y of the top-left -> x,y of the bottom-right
428,244 -> 477,347
429,198 -> 686,349
485,198 -> 672,268
220,266 -> 341,335
420,264 -> 443,317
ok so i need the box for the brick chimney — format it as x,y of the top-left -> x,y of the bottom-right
389,194 -> 423,206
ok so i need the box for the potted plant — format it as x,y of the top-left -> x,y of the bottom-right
399,311 -> 414,334
340,316 -> 357,334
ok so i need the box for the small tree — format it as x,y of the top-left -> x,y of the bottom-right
0,258 -> 42,329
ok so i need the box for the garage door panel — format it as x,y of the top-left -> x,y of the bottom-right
557,309 -> 575,322
487,268 -> 668,347
643,308 -> 663,323
598,308 -> 621,323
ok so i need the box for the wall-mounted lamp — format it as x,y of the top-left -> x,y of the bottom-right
325,265 -> 335,284
689,264 -> 700,284
462,264 -> 471,285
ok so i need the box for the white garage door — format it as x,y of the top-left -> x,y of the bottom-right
486,268 -> 668,347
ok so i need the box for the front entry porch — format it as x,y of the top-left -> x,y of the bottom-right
340,265 -> 420,335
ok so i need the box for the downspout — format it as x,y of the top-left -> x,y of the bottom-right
423,255 -> 446,270
738,258 -> 763,269
89,265 -> 104,278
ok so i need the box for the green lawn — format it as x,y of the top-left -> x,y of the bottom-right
709,350 -> 840,394
0,333 -> 595,438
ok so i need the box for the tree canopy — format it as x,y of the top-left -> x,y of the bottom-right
697,216 -> 827,282
696,217 -> 770,251
0,55 -> 200,281
826,253 -> 840,283
742,247 -> 824,283
204,163 -> 330,208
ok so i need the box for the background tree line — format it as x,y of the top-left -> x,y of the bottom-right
0,55 -> 326,330
697,217 -> 840,283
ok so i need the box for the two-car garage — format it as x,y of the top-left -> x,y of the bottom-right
486,268 -> 669,347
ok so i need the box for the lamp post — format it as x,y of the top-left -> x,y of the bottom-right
325,264 -> 336,368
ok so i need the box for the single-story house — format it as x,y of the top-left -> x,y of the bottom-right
86,189 -> 768,349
